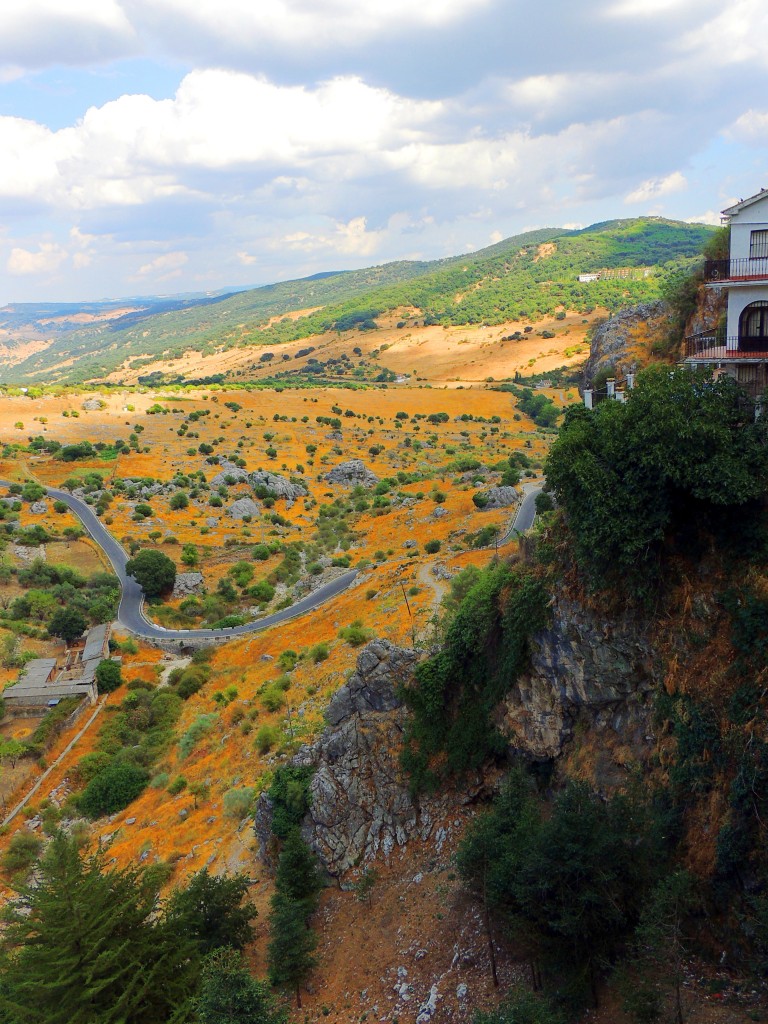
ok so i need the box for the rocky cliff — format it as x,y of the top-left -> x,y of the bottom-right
257,597 -> 660,877
256,640 -> 441,876
499,595 -> 658,769
583,300 -> 672,385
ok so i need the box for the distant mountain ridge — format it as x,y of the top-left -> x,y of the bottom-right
2,218 -> 713,385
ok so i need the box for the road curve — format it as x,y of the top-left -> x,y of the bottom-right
0,480 -> 358,642
499,481 -> 542,546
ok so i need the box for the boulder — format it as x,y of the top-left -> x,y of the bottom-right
210,459 -> 249,486
29,501 -> 48,515
325,459 -> 378,488
249,470 -> 307,507
478,485 -> 518,509
172,572 -> 204,598
227,497 -> 260,519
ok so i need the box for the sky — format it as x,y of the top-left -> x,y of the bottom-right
0,0 -> 767,302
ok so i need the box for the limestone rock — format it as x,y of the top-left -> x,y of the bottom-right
583,301 -> 672,386
500,595 -> 657,764
255,640 -> 423,875
227,497 -> 260,519
29,501 -> 48,515
478,485 -> 518,509
81,398 -> 104,411
249,469 -> 307,506
325,459 -> 378,488
210,459 -> 249,486
172,572 -> 204,598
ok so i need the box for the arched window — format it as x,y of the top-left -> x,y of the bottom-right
739,301 -> 768,350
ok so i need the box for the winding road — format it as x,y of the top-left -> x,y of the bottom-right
1,481 -> 358,642
2,475 -> 542,643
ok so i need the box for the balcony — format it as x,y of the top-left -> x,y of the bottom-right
684,330 -> 768,360
704,257 -> 768,283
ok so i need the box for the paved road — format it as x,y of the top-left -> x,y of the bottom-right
499,481 -> 542,545
1,480 -> 358,642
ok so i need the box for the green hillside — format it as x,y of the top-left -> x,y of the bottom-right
7,218 -> 713,385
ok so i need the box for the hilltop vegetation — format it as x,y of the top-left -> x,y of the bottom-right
4,218 -> 712,385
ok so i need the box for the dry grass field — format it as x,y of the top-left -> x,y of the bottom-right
0,332 -> 585,1020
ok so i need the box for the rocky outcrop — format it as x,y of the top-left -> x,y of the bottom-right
210,460 -> 249,486
325,459 -> 378,488
499,595 -> 657,762
685,283 -> 726,339
255,640 -> 427,875
172,572 -> 204,598
249,470 -> 307,506
255,601 -> 660,876
227,497 -> 260,519
211,460 -> 307,507
583,301 -> 672,386
477,486 -> 518,509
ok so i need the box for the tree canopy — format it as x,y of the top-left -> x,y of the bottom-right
125,549 -> 177,597
545,366 -> 768,594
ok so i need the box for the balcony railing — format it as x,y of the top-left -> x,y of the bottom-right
684,331 -> 768,359
704,257 -> 768,282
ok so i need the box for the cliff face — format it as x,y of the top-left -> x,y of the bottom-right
499,595 -> 657,768
583,300 -> 672,385
256,641 -> 458,877
257,601 -> 660,878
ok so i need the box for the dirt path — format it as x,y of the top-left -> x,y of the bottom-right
2,698 -> 106,828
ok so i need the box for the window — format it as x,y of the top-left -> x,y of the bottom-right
740,301 -> 768,342
749,229 -> 768,259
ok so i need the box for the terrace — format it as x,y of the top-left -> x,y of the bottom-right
704,257 -> 768,284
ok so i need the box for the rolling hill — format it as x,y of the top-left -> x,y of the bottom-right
3,218 -> 712,385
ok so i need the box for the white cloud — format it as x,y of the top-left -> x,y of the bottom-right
132,0 -> 491,52
280,217 -> 385,257
624,171 -> 687,204
135,251 -> 188,278
685,211 -> 722,226
0,0 -> 134,70
727,109 -> 768,143
7,243 -> 68,275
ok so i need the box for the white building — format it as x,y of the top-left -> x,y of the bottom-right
685,187 -> 768,396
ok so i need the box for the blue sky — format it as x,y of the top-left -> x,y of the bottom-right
0,0 -> 766,302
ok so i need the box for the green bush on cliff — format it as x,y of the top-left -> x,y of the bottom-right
400,562 -> 549,789
546,366 -> 768,596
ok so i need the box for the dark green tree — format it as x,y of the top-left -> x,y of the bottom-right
273,830 -> 322,910
266,893 -> 317,1009
94,659 -> 122,694
0,832 -> 197,1024
47,606 -> 86,645
166,869 -> 256,955
546,366 -> 768,595
125,549 -> 177,597
196,948 -> 286,1024
78,760 -> 149,818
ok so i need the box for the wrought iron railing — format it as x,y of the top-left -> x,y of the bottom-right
704,258 -> 768,282
684,332 -> 768,359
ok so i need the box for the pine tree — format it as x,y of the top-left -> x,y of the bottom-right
166,868 -> 256,955
0,832 -> 197,1024
266,829 -> 321,1008
196,948 -> 286,1024
266,894 -> 317,1009
273,829 -> 322,910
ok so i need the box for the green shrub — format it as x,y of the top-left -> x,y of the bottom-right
222,786 -> 256,819
255,725 -> 280,754
178,714 -> 218,759
168,776 -> 188,796
79,761 -> 150,818
310,642 -> 329,664
338,620 -> 373,647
